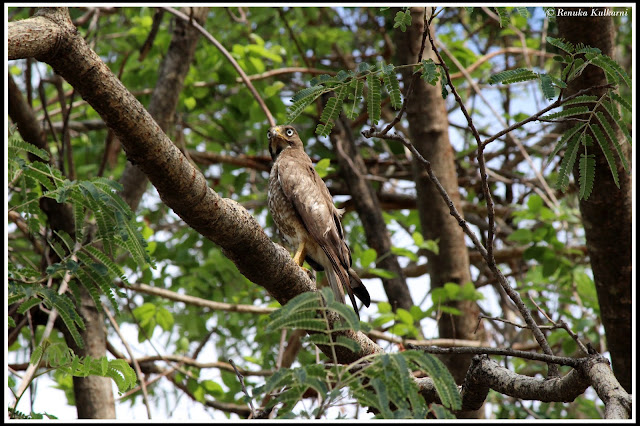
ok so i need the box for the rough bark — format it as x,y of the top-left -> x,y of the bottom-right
119,7 -> 209,211
393,7 -> 484,388
330,115 -> 415,312
556,7 -> 632,393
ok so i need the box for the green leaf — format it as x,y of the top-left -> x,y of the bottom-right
494,7 -> 510,28
360,248 -> 377,268
549,123 -> 584,159
391,246 -> 418,262
316,84 -> 347,137
591,124 -> 620,188
587,53 -> 632,88
578,153 -> 595,200
488,68 -> 538,85
378,301 -> 392,314
594,111 -> 629,172
541,106 -> 589,120
368,268 -> 397,279
346,77 -> 365,120
393,9 -> 413,32
609,92 -> 631,114
508,228 -> 533,244
404,350 -> 461,410
287,85 -> 325,124
314,158 -> 333,179
538,73 -> 556,100
366,73 -> 381,125
184,96 -> 196,110
155,306 -> 174,331
440,72 -> 448,99
546,36 -> 575,54
382,64 -> 402,109
527,194 -> 543,213
396,308 -> 413,325
562,95 -> 598,107
556,133 -> 581,191
420,59 -> 439,85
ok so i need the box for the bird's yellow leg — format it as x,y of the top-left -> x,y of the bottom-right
293,241 -> 306,266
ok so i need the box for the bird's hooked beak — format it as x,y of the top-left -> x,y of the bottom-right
270,126 -> 283,138
268,126 -> 286,160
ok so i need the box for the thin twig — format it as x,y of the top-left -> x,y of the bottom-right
275,328 -> 287,370
229,359 -> 256,418
528,294 -> 591,356
477,314 -> 556,331
120,281 -> 275,314
163,7 -> 275,127
103,303 -> 153,419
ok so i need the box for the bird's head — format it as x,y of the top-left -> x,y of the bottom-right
267,125 -> 303,160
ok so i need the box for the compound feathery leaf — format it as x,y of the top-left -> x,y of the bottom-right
578,153 -> 596,200
591,123 -> 620,188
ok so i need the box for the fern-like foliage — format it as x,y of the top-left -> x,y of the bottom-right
578,153 -> 596,200
260,288 -> 461,419
8,131 -> 152,393
346,77 -> 365,120
286,85 -> 326,124
265,287 -> 361,347
420,59 -> 440,85
351,350 -> 459,419
9,281 -> 86,348
392,8 -> 413,32
8,408 -> 58,420
366,72 -> 382,125
494,7 -> 511,28
381,63 -> 402,109
488,37 -> 631,199
287,60 -> 404,135
492,7 -> 530,27
29,340 -> 137,394
316,85 -> 348,137
488,68 -> 539,85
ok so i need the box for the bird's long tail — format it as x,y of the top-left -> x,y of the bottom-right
348,268 -> 370,308
326,267 -> 361,318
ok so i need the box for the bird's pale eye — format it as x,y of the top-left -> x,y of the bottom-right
285,128 -> 294,137
267,131 -> 272,139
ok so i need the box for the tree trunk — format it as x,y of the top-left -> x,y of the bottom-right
393,7 -> 485,389
63,288 -> 116,418
330,115 -> 415,312
556,7 -> 632,393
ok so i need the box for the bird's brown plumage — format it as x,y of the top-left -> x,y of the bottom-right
267,125 -> 370,317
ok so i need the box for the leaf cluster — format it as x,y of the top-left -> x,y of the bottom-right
488,37 -> 631,199
30,340 -> 137,394
286,61 -> 402,136
8,133 -> 150,393
258,289 -> 460,419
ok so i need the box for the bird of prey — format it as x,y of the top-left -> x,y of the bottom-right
267,125 -> 370,317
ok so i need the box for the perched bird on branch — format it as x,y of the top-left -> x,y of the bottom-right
267,125 -> 370,318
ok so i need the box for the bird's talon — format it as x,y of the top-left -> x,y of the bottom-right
301,266 -> 315,282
